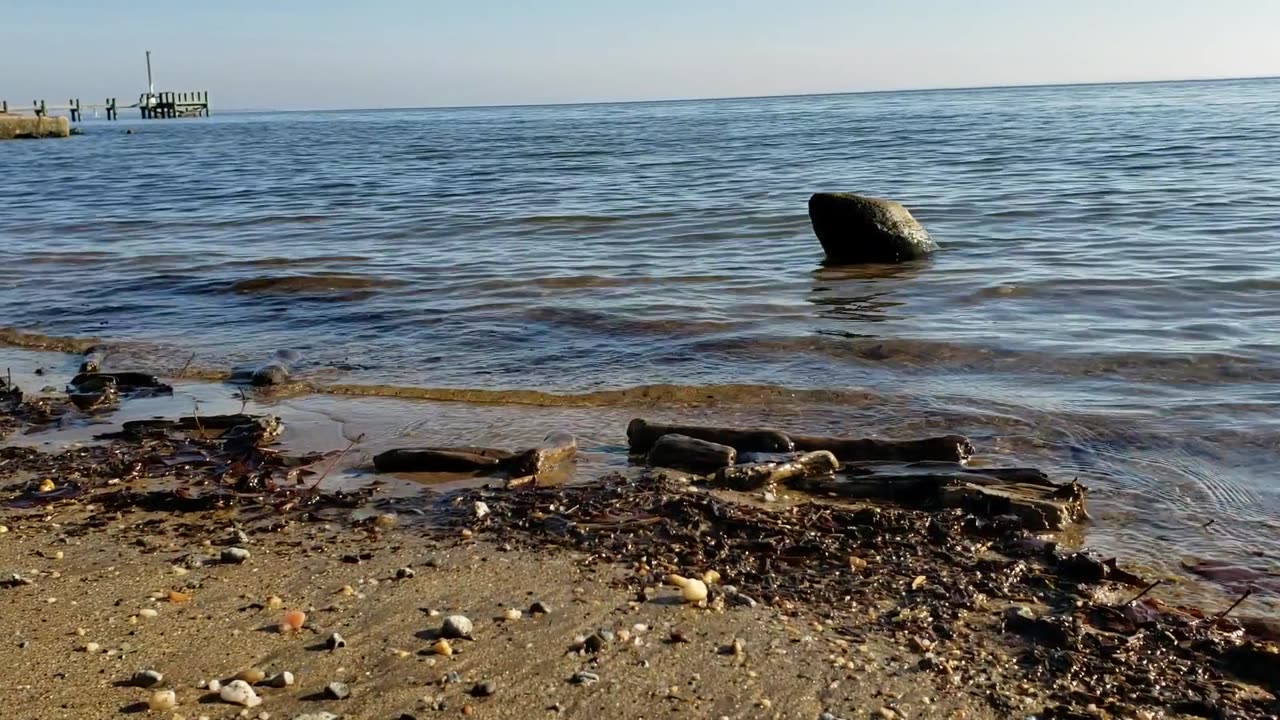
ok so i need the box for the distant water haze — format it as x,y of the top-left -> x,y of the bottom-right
4,0 -> 1280,108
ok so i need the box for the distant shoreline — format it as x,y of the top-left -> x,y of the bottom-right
211,73 -> 1279,115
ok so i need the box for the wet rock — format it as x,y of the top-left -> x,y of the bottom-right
441,615 -> 473,639
221,547 -> 251,564
324,681 -> 351,700
584,632 -> 609,654
133,669 -> 164,688
807,192 -> 938,264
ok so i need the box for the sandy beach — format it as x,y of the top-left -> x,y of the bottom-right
2,345 -> 1278,720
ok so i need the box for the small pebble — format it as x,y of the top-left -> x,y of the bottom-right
221,547 -> 251,564
848,556 -> 868,571
681,579 -> 708,604
53,550 -> 64,561
396,567 -> 415,580
502,608 -> 521,621
470,681 -> 497,697
529,601 -> 552,615
265,595 -> 284,610
138,608 -> 159,619
911,575 -> 927,590
432,639 -> 453,656
326,632 -> 346,651
84,642 -> 101,653
460,528 -> 473,539
134,669 -> 165,687
374,513 -> 397,529
263,672 -> 294,688
473,502 -> 490,520
571,671 -> 600,686
148,689 -> 177,711
219,680 -> 261,707
702,570 -> 720,585
441,615 -> 473,639
167,590 -> 192,603
324,682 -> 351,700
0,525 -> 8,533
337,585 -> 356,596
208,679 -> 222,692
279,610 -> 306,633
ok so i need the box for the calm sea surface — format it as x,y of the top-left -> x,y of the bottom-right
2,79 -> 1279,606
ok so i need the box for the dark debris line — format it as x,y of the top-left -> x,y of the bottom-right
455,473 -> 1280,719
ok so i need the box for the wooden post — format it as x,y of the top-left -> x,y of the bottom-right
2,100 -> 7,114
70,99 -> 80,122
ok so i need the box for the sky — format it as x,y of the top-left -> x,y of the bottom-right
3,0 -> 1279,110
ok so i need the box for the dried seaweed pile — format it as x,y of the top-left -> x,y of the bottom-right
0,392 -> 369,519
457,472 -> 1279,718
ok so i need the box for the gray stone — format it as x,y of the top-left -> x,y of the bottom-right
808,193 -> 938,264
324,681 -> 350,700
220,547 -> 250,564
441,615 -> 473,639
133,669 -> 164,687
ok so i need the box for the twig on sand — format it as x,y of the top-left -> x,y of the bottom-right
308,433 -> 366,490
190,400 -> 205,437
178,353 -> 196,378
1123,580 -> 1162,606
1201,518 -> 1216,530
1214,587 -> 1254,623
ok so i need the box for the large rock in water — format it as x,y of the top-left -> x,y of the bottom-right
808,193 -> 938,264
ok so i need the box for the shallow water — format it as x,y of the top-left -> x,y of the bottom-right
2,79 -> 1279,611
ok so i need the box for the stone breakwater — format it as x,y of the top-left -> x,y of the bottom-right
0,115 -> 69,139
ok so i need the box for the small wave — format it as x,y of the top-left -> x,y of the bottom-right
518,215 -> 625,226
229,275 -> 406,295
0,327 -> 97,353
222,255 -> 372,269
314,382 -> 881,407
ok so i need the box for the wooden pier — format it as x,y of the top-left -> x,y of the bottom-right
1,92 -> 209,122
139,91 -> 211,119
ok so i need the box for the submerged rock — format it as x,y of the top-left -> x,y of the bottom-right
808,193 -> 938,264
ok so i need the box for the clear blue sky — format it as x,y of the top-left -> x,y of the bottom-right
4,0 -> 1278,109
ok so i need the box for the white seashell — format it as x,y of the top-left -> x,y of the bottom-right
147,690 -> 177,711
219,679 -> 262,707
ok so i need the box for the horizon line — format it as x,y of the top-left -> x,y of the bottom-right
214,73 -> 1280,114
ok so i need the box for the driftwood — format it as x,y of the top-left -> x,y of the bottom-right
79,346 -> 107,374
373,447 -> 514,473
69,372 -> 171,393
627,418 -> 793,454
790,433 -> 974,462
790,466 -> 1086,531
230,350 -> 301,386
121,413 -> 282,438
712,450 -> 839,491
646,434 -> 737,473
505,431 -> 578,482
373,432 -> 577,483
